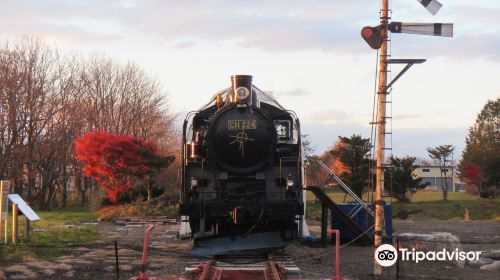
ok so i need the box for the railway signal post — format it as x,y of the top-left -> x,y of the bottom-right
360,0 -> 453,276
373,0 -> 389,275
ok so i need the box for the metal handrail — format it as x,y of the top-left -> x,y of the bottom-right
316,160 -> 375,218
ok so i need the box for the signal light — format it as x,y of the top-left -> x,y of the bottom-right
361,25 -> 385,49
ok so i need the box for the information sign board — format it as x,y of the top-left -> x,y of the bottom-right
8,194 -> 40,221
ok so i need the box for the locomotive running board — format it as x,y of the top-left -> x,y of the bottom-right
190,231 -> 289,256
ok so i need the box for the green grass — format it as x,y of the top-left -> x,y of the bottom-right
0,207 -> 100,263
306,190 -> 500,221
391,194 -> 500,220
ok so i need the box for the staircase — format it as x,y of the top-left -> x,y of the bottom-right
316,161 -> 374,218
306,186 -> 373,245
307,160 -> 375,245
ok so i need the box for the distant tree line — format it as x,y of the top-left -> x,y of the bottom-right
305,134 -> 439,202
0,38 -> 178,210
459,98 -> 499,198
306,97 -> 499,202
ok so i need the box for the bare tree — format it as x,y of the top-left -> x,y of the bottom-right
0,38 -> 179,209
0,38 -> 61,204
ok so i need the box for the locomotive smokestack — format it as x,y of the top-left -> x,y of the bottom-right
231,75 -> 253,106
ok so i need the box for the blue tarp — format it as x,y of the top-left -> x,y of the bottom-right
331,204 -> 393,244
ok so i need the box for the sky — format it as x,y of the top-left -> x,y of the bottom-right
1,0 -> 499,159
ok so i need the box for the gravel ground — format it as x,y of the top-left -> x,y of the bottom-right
300,220 -> 500,279
1,220 -> 499,279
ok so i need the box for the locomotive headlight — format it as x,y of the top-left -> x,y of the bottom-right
286,179 -> 294,188
235,87 -> 250,100
190,177 -> 198,188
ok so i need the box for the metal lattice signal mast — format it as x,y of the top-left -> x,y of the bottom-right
361,0 -> 453,276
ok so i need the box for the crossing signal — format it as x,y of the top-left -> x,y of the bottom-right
361,25 -> 384,49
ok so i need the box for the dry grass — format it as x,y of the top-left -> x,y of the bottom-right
96,203 -> 179,220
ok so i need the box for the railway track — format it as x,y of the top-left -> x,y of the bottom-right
185,250 -> 301,280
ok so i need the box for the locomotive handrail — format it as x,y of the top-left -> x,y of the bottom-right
182,110 -> 199,203
198,85 -> 289,111
286,110 -> 299,121
253,85 -> 288,110
182,110 -> 199,142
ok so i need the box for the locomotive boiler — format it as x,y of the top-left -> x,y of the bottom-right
180,75 -> 306,254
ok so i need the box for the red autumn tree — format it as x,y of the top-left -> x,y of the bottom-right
462,163 -> 483,194
75,131 -> 175,202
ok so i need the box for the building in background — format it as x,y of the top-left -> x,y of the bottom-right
413,166 -> 465,192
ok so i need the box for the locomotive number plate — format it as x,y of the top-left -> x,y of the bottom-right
227,120 -> 257,130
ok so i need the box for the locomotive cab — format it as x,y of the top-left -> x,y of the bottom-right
180,75 -> 306,247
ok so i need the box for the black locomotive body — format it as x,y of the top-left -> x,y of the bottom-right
180,75 -> 305,243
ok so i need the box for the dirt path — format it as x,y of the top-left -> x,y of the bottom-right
0,220 -> 499,279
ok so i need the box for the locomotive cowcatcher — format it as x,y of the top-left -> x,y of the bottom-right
180,75 -> 306,253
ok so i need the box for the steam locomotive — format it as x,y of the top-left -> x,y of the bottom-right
180,75 -> 306,251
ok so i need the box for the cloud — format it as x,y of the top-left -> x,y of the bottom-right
391,127 -> 466,159
279,88 -> 311,96
307,109 -> 352,123
0,0 -> 372,53
393,113 -> 423,120
390,33 -> 500,63
171,40 -> 196,49
301,121 -> 466,159
1,0 -> 499,62
301,121 -> 369,154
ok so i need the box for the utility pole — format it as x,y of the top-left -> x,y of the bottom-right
373,0 -> 389,275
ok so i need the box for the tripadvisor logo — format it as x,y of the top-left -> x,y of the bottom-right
375,244 -> 398,267
375,244 -> 482,266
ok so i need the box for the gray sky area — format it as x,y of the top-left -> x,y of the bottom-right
2,0 -> 499,159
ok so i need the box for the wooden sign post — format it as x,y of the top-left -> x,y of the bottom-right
12,203 -> 18,245
25,217 -> 30,240
8,194 -> 40,244
0,180 -> 10,244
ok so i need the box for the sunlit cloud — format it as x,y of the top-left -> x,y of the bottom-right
393,113 -> 423,120
307,109 -> 353,123
0,0 -> 497,159
302,122 -> 466,158
2,0 -> 500,62
171,40 -> 197,49
278,88 -> 311,97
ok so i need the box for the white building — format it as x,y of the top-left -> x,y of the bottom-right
413,166 -> 464,192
